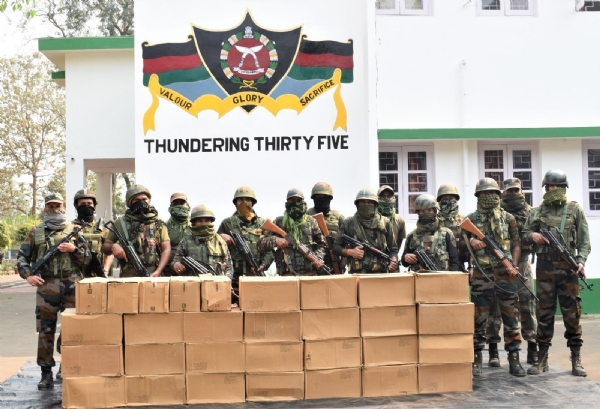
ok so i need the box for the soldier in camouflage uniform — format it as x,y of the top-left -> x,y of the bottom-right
377,185 -> 406,251
465,178 -> 525,377
17,193 -> 90,390
334,188 -> 399,274
523,170 -> 590,377
437,183 -> 469,271
257,188 -> 327,276
401,194 -> 460,272
172,204 -> 233,277
102,185 -> 171,277
307,182 -> 345,272
486,178 -> 538,367
164,193 -> 191,276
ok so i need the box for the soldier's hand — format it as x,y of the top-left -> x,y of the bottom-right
252,265 -> 265,275
26,275 -> 44,287
531,232 -> 549,245
468,268 -> 474,280
388,258 -> 399,272
574,263 -> 586,279
346,246 -> 364,260
469,238 -> 486,251
173,262 -> 186,275
220,233 -> 234,245
111,244 -> 128,261
150,271 -> 161,277
404,254 -> 418,264
311,259 -> 324,270
57,242 -> 76,253
275,238 -> 289,249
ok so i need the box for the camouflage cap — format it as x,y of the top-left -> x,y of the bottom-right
414,193 -> 440,212
436,183 -> 460,201
377,185 -> 395,197
233,186 -> 257,204
170,192 -> 188,204
73,189 -> 97,207
311,182 -> 333,199
45,192 -> 64,204
190,204 -> 215,221
286,188 -> 305,200
126,185 -> 152,207
474,178 -> 501,197
355,187 -> 379,205
503,178 -> 522,191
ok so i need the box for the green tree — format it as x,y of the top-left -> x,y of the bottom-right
0,0 -> 36,17
0,220 -> 11,249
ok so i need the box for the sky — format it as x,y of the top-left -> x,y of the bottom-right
0,8 -> 59,57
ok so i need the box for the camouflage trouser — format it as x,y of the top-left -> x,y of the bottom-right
472,267 -> 522,352
36,274 -> 80,368
486,259 -> 538,343
535,259 -> 582,348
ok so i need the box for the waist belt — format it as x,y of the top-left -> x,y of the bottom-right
537,254 -> 563,262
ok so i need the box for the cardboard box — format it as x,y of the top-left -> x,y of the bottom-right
125,343 -> 185,375
75,278 -> 107,314
357,273 -> 415,307
244,311 -> 302,342
125,375 -> 185,406
63,376 -> 125,409
418,334 -> 473,364
239,276 -> 299,311
418,363 -> 473,393
61,345 -> 123,377
360,306 -> 417,337
362,335 -> 418,367
107,278 -> 140,314
200,276 -> 232,311
61,309 -> 122,345
246,372 -> 304,402
415,272 -> 470,304
304,338 -> 361,370
169,276 -> 201,312
299,275 -> 357,309
124,313 -> 183,345
302,308 -> 359,340
186,343 -> 245,373
418,303 -> 474,335
183,310 -> 243,343
186,373 -> 245,404
362,364 -> 418,397
245,341 -> 303,372
138,278 -> 169,313
305,368 -> 361,399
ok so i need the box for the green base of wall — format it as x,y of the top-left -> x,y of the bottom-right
532,279 -> 598,315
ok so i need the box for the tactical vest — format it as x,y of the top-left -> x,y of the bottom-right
537,201 -> 579,255
180,234 -> 229,275
274,216 -> 318,274
33,223 -> 78,278
469,209 -> 511,270
307,208 -> 343,236
407,227 -> 452,272
225,215 -> 264,274
116,217 -> 163,270
78,222 -> 103,255
346,216 -> 389,273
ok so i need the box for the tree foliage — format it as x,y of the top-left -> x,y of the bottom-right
0,220 -> 11,249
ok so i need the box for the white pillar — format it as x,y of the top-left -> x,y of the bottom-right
95,172 -> 114,222
65,154 -> 86,221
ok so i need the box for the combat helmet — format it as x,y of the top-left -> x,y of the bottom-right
542,170 -> 569,188
311,182 -> 333,199
286,188 -> 305,200
436,183 -> 460,201
474,178 -> 501,197
233,186 -> 257,204
190,204 -> 215,221
73,189 -> 97,207
126,185 -> 152,206
414,194 -> 440,212
354,187 -> 379,205
377,185 -> 395,197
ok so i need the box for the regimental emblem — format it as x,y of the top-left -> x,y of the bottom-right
141,11 -> 354,134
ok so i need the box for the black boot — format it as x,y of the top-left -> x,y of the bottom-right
570,347 -> 587,377
473,350 -> 483,377
508,351 -> 526,377
488,343 -> 500,367
56,364 -> 62,381
38,368 -> 54,390
527,342 -> 538,365
527,344 -> 549,375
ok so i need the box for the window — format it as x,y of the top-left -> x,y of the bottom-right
476,0 -> 536,16
583,142 -> 600,215
376,0 -> 400,15
379,145 -> 435,219
376,0 -> 432,15
577,1 -> 600,11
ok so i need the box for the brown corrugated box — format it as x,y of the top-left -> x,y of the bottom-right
305,367 -> 361,399
246,372 -> 304,402
124,313 -> 183,345
360,306 -> 417,337
169,276 -> 201,312
200,276 -> 232,311
302,308 -> 359,340
362,364 -> 418,397
61,309 -> 122,346
125,375 -> 185,406
138,278 -> 169,313
63,376 -> 125,409
299,275 -> 357,309
363,335 -> 418,367
418,303 -> 474,334
239,276 -> 299,311
304,338 -> 361,370
76,278 -> 107,314
357,273 -> 415,307
414,272 -> 470,304
186,343 -> 245,373
183,310 -> 243,343
245,341 -> 303,372
418,334 -> 473,364
244,311 -> 302,342
125,343 -> 185,375
107,278 -> 140,314
418,363 -> 473,393
61,345 -> 123,377
186,373 -> 246,404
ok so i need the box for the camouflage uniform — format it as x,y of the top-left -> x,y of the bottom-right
164,193 -> 191,276
377,185 -> 406,252
74,219 -> 107,277
173,234 -> 233,277
437,184 -> 468,271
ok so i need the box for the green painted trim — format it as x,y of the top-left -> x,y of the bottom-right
378,127 -> 600,140
38,36 -> 134,51
51,71 -> 65,80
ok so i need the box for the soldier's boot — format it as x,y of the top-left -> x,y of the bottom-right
473,350 -> 483,377
527,345 -> 549,375
508,351 -> 526,377
527,342 -> 538,365
570,347 -> 587,377
38,368 -> 54,390
488,343 -> 501,367
56,365 -> 62,380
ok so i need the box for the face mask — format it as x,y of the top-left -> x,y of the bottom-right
357,203 -> 376,219
169,204 -> 190,221
378,198 -> 396,217
236,199 -> 255,222
477,194 -> 500,210
439,199 -> 458,214
76,204 -> 95,223
313,198 -> 331,213
130,200 -> 150,215
418,213 -> 437,224
285,201 -> 307,220
44,207 -> 67,230
191,221 -> 214,237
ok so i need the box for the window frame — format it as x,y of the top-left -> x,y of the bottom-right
375,0 -> 401,15
582,141 -> 600,216
577,0 -> 600,11
476,0 -> 504,16
399,0 -> 432,16
476,0 -> 536,16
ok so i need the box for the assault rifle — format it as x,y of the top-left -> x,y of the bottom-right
460,218 -> 539,302
104,220 -> 149,277
311,213 -> 342,274
414,246 -> 439,271
30,223 -> 87,277
261,219 -> 332,275
539,228 -> 593,291
230,231 -> 264,276
341,234 -> 393,270
85,209 -> 108,277
180,256 -> 217,276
